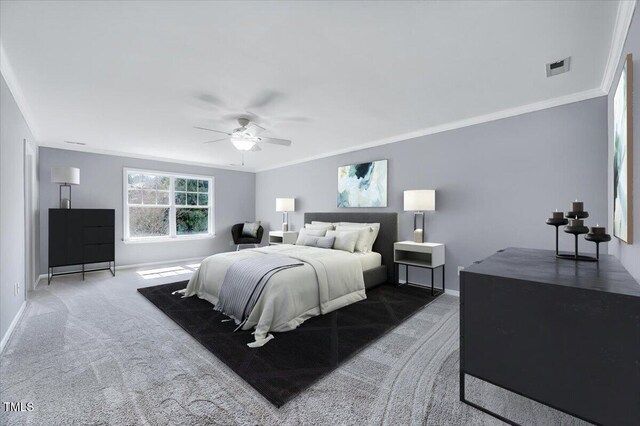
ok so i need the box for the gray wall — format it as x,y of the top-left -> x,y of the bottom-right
1,75 -> 37,342
608,8 -> 640,282
256,97 -> 609,291
39,148 -> 255,274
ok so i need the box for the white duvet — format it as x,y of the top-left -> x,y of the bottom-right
182,244 -> 366,346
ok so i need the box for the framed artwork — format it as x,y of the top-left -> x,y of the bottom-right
337,159 -> 387,207
613,53 -> 633,244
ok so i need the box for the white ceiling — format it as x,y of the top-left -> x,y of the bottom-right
0,1 -> 627,172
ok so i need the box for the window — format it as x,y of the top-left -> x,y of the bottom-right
124,168 -> 214,242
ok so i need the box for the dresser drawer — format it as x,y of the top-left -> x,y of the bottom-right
83,243 -> 114,264
84,226 -> 114,244
83,210 -> 114,227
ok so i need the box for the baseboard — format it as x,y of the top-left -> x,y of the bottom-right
0,301 -> 27,354
397,279 -> 459,297
35,256 -> 206,288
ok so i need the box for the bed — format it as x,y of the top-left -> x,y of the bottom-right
181,212 -> 398,346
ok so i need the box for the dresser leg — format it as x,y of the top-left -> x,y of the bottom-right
82,264 -> 85,280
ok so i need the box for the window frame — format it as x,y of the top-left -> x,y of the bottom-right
123,167 -> 215,243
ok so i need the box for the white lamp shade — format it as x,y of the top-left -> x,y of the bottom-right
404,190 -> 435,211
51,166 -> 80,185
276,198 -> 295,212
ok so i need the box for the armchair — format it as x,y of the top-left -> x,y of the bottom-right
231,223 -> 264,250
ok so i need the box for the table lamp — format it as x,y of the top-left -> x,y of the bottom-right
51,166 -> 80,209
404,190 -> 435,243
276,198 -> 295,232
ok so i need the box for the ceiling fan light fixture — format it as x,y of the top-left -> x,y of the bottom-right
231,137 -> 257,151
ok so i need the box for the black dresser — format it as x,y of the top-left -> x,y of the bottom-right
460,247 -> 640,425
48,209 -> 115,283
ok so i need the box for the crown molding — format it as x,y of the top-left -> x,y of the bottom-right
0,44 -> 40,141
255,87 -> 605,173
38,142 -> 254,173
601,0 -> 637,94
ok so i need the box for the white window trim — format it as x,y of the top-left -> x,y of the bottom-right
123,167 -> 215,243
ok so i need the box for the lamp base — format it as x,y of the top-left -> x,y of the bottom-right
60,198 -> 71,209
414,228 -> 424,243
282,222 -> 289,232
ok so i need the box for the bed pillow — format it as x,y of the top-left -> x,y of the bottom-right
305,223 -> 335,232
311,221 -> 338,229
336,222 -> 380,252
335,225 -> 373,253
303,235 -> 336,249
325,230 -> 359,253
241,221 -> 261,238
295,228 -> 327,245
316,236 -> 336,249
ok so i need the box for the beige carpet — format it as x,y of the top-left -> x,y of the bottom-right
0,264 -> 588,425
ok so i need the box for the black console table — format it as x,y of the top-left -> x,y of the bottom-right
48,209 -> 115,283
460,247 -> 640,426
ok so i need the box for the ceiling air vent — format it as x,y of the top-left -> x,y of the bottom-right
64,140 -> 86,146
546,57 -> 571,77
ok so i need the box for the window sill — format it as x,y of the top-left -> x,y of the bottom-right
123,234 -> 216,244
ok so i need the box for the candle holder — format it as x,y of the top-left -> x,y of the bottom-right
559,224 -> 597,262
545,217 -> 568,255
565,211 -> 589,219
545,202 -> 610,262
584,232 -> 612,260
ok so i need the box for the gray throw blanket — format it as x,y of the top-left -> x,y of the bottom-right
216,254 -> 303,327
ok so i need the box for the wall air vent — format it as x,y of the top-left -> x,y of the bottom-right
546,57 -> 571,77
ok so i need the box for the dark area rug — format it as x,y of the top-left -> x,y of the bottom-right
138,281 -> 442,407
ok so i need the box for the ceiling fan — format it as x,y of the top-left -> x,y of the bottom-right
194,118 -> 292,153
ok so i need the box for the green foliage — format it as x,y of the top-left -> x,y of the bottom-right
176,208 -> 208,235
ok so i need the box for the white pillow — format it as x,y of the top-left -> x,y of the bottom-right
311,221 -> 337,229
305,223 -> 335,231
337,222 -> 380,252
325,230 -> 359,253
295,228 -> 327,245
335,225 -> 371,253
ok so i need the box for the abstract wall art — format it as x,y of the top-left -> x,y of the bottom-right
613,53 -> 633,244
337,159 -> 387,207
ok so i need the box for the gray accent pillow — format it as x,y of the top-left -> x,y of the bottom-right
242,222 -> 261,238
316,236 -> 336,249
304,235 -> 335,249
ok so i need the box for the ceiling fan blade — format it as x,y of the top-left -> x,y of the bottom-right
250,144 -> 262,152
203,138 -> 229,144
246,90 -> 285,110
260,137 -> 292,146
244,121 -> 265,135
194,92 -> 226,108
193,126 -> 231,135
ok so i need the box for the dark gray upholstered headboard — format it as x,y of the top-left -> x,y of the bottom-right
303,212 -> 398,282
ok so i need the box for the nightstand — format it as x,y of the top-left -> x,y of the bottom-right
394,241 -> 445,295
268,231 -> 298,245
